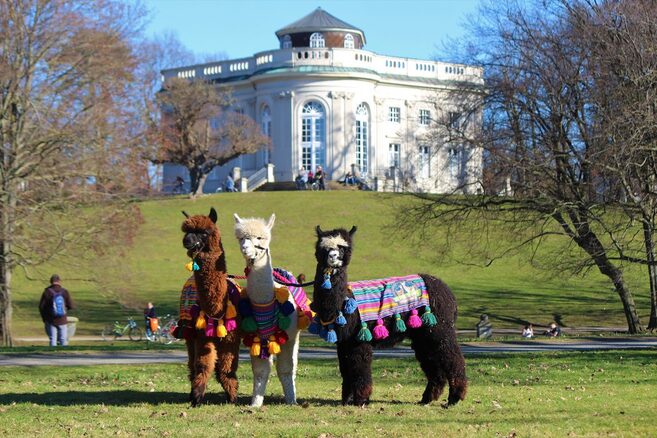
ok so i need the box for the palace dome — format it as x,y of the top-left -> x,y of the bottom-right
275,7 -> 366,49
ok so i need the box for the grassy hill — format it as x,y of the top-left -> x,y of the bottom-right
10,190 -> 650,337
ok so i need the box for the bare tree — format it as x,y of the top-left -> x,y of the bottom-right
149,77 -> 270,197
0,0 -> 147,346
403,0 -> 657,333
570,0 -> 657,329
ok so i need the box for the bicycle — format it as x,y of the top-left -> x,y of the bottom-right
148,314 -> 179,344
101,316 -> 143,341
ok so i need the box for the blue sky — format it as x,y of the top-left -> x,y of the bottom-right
144,0 -> 480,62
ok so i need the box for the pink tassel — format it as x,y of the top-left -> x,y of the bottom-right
205,319 -> 216,337
225,318 -> 237,332
372,318 -> 389,340
408,309 -> 422,329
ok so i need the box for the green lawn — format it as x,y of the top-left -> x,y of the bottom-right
10,191 -> 651,338
1,351 -> 656,437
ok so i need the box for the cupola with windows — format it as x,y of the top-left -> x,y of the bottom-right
275,7 -> 366,50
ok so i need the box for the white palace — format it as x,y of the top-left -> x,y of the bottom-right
161,7 -> 483,193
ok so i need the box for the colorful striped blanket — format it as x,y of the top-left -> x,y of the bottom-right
348,274 -> 429,322
273,268 -> 312,313
179,275 -> 241,322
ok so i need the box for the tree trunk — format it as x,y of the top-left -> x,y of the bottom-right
564,213 -> 644,333
593,253 -> 643,334
188,167 -> 201,196
0,244 -> 13,347
193,172 -> 209,198
642,218 -> 657,331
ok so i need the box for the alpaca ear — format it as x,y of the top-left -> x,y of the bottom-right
266,213 -> 276,230
233,213 -> 244,224
209,207 -> 218,223
315,225 -> 323,236
349,226 -> 357,237
182,211 -> 190,218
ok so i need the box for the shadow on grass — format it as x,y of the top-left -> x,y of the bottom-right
0,390 -> 410,407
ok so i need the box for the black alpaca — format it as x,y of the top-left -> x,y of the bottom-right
311,226 -> 467,406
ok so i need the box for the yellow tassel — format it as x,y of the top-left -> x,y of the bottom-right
216,320 -> 227,338
268,338 -> 281,355
250,339 -> 261,357
185,261 -> 194,271
195,311 -> 206,330
225,302 -> 237,319
297,310 -> 310,330
275,286 -> 289,303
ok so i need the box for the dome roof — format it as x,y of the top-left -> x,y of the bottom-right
275,7 -> 366,43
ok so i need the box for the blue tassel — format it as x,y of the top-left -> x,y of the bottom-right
335,311 -> 347,326
321,273 -> 332,289
319,326 -> 328,341
308,320 -> 321,335
343,297 -> 357,315
280,301 -> 295,316
326,324 -> 337,343
192,261 -> 200,271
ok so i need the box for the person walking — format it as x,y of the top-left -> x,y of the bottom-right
38,274 -> 74,346
144,302 -> 157,341
315,165 -> 326,190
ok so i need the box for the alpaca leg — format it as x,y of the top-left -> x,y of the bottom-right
250,356 -> 273,407
348,342 -> 373,406
411,335 -> 447,404
337,343 -> 353,405
191,339 -> 217,407
412,326 -> 467,406
276,330 -> 299,404
214,336 -> 240,403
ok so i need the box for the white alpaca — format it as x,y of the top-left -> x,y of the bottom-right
234,213 -> 300,407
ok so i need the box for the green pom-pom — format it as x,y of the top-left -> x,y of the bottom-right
278,314 -> 291,330
241,316 -> 257,333
357,322 -> 372,342
421,306 -> 437,327
394,313 -> 407,333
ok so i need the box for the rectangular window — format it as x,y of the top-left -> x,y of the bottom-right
302,119 -> 311,142
388,143 -> 401,168
389,107 -> 400,123
449,111 -> 461,129
448,147 -> 462,177
356,120 -> 368,172
302,147 -> 312,171
419,145 -> 430,178
419,109 -> 431,126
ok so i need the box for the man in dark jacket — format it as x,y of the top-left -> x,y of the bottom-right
39,274 -> 74,346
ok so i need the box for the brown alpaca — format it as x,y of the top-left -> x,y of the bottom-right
180,207 -> 241,407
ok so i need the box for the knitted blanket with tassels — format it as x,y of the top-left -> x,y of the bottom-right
348,274 -> 429,322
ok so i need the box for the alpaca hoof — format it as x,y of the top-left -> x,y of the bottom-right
250,395 -> 264,408
191,386 -> 206,407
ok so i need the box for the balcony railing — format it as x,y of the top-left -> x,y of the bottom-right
163,48 -> 483,85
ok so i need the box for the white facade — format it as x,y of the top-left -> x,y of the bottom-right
161,9 -> 483,193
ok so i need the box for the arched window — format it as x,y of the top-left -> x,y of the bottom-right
300,101 -> 325,172
309,32 -> 325,48
344,34 -> 354,49
261,105 -> 271,163
355,103 -> 369,174
282,35 -> 292,49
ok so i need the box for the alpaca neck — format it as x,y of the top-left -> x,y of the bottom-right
246,250 -> 274,305
194,250 -> 228,317
314,265 -> 348,322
